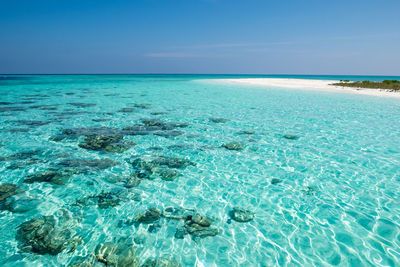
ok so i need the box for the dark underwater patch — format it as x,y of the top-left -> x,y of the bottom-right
11,120 -> 52,126
0,76 -> 32,81
68,102 -> 96,108
0,106 -> 26,112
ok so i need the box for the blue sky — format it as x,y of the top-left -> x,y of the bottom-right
1,0 -> 399,74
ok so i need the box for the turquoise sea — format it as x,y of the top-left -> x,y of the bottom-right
0,74 -> 400,266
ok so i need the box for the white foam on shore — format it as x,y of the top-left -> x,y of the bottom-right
200,78 -> 400,98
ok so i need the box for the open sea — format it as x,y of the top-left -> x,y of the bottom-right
0,74 -> 400,266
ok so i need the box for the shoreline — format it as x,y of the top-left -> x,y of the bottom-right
202,78 -> 400,98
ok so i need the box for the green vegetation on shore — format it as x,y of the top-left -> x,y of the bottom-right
331,80 -> 400,91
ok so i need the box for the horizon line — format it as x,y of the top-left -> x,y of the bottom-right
1,73 -> 400,77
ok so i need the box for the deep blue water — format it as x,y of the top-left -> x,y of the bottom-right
0,75 -> 400,266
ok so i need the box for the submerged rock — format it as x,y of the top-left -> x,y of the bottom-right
68,102 -> 96,108
95,191 -> 123,209
22,93 -> 50,99
135,208 -> 161,224
57,158 -> 118,172
148,222 -> 162,233
92,118 -> 112,122
128,155 -> 194,180
174,228 -> 186,239
2,150 -> 43,161
122,125 -> 154,136
237,130 -> 255,135
167,144 -> 194,151
158,168 -> 181,181
141,119 -> 170,127
132,103 -> 151,109
24,169 -> 71,185
141,119 -> 189,129
301,186 -> 318,195
151,111 -> 168,115
7,158 -> 42,170
118,107 -> 135,113
95,242 -> 138,266
142,256 -> 181,267
229,207 -> 254,222
179,213 -> 219,239
30,104 -> 58,110
16,215 -> 72,255
124,174 -> 142,188
151,156 -> 196,169
128,157 -> 157,179
191,213 -> 212,227
0,183 -> 25,202
282,134 -> 299,140
104,93 -> 119,96
147,146 -> 164,151
271,178 -> 282,185
222,142 -> 244,151
163,207 -> 194,220
96,192 -> 122,209
153,130 -> 184,138
12,120 -> 51,126
167,122 -> 189,128
59,127 -> 123,139
209,118 -> 229,123
185,224 -> 219,238
79,135 -> 136,153
2,194 -> 40,213
184,223 -> 218,238
7,127 -> 30,133
49,134 -> 69,142
54,152 -> 72,158
73,190 -> 126,209
122,120 -> 188,136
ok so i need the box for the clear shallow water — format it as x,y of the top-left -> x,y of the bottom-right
0,75 -> 400,266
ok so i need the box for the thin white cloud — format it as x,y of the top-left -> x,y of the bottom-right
170,41 -> 294,50
144,33 -> 391,59
144,52 -> 203,58
144,42 -> 295,58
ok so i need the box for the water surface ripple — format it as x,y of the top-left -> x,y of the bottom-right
0,75 -> 399,266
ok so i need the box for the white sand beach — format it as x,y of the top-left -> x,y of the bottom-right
205,78 -> 400,98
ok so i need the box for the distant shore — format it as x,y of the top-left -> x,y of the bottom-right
204,78 -> 400,98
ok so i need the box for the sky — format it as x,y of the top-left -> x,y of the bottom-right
1,0 -> 399,75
